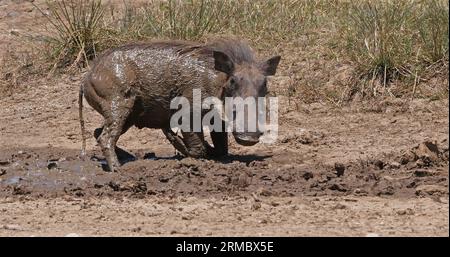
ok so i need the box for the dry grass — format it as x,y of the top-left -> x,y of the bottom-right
1,0 -> 448,102
336,0 -> 448,89
102,0 -> 325,46
33,0 -> 105,68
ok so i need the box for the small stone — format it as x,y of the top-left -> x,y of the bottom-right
301,171 -> 314,180
354,188 -> 367,195
414,169 -> 434,177
374,160 -> 384,170
2,224 -> 23,231
47,161 -> 58,170
108,181 -> 120,191
251,202 -> 261,210
329,183 -> 347,192
390,161 -> 401,169
415,141 -> 440,162
270,201 -> 280,207
7,11 -> 19,18
131,227 -> 142,233
257,188 -> 272,197
331,203 -> 347,210
415,159 -> 427,168
438,197 -> 449,204
0,160 -> 10,166
180,158 -> 198,168
416,185 -> 448,196
158,176 -> 170,183
334,163 -> 345,177
365,233 -> 379,237
400,150 -> 417,164
142,152 -> 156,160
378,186 -> 395,196
278,174 -> 293,181
396,208 -> 414,216
405,161 -> 417,170
282,164 -> 294,170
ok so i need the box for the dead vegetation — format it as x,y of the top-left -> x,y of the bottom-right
0,0 -> 448,103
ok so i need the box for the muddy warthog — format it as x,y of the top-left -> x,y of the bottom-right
79,38 -> 281,172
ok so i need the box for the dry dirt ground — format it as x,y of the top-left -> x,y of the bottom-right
0,0 -> 449,236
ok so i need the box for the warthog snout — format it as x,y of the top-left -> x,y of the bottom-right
233,131 -> 263,146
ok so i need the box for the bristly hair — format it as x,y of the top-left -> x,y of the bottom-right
92,37 -> 257,67
202,37 -> 256,65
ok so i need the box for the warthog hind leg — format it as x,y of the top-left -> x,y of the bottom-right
94,125 -> 135,164
97,94 -> 135,172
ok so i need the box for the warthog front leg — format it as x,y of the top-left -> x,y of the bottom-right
210,131 -> 228,157
181,131 -> 209,158
208,120 -> 228,157
162,128 -> 190,157
162,128 -> 208,158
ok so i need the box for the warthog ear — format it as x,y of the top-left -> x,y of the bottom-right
261,55 -> 281,76
213,51 -> 234,76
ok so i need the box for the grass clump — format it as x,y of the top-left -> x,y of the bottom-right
106,0 -> 227,42
107,0 -> 323,43
337,0 -> 448,85
34,0 -> 105,68
417,0 -> 449,63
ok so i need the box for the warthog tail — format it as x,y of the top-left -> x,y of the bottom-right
79,84 -> 86,159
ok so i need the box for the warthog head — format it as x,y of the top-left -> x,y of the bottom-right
213,50 -> 281,146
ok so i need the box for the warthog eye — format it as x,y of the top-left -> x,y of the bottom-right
230,77 -> 236,85
228,77 -> 237,90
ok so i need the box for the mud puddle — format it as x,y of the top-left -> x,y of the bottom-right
0,140 -> 448,199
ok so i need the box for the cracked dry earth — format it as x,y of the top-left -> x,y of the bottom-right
0,0 -> 449,237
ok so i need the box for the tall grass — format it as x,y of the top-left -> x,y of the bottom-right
417,0 -> 449,63
107,0 -> 228,42
338,0 -> 449,83
28,0 -> 448,100
106,0 -> 322,42
34,0 -> 105,68
37,0 -> 325,66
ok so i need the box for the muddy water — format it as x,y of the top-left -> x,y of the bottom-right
0,143 -> 448,199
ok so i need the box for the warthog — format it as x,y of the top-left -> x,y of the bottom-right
79,38 -> 280,172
